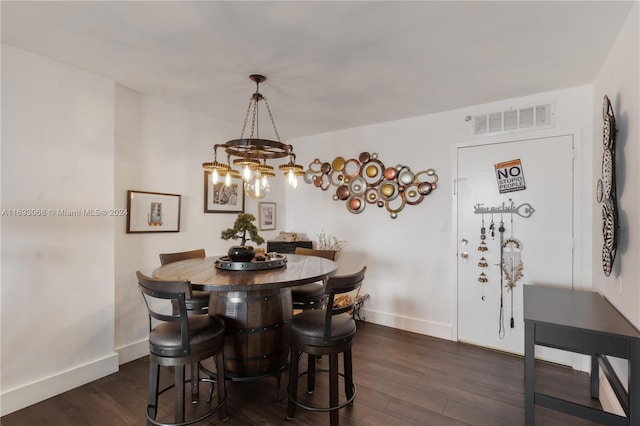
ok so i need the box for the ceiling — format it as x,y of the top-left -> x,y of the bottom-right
1,1 -> 635,139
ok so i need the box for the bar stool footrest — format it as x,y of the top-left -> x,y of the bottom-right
287,368 -> 356,413
146,379 -> 228,426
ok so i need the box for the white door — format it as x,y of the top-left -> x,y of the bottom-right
456,134 -> 574,361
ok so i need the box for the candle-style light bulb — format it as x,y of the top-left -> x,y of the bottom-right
288,169 -> 298,188
242,165 -> 252,181
225,171 -> 231,186
212,168 -> 219,184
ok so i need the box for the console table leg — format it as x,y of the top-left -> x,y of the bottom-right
591,354 -> 599,399
630,340 -> 640,425
525,321 -> 535,426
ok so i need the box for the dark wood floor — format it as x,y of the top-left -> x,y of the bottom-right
2,322 -> 605,426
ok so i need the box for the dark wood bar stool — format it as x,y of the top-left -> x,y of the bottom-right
159,249 -> 210,315
286,266 -> 366,426
136,271 -> 228,426
292,247 -> 337,312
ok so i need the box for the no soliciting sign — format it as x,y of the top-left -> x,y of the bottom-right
495,159 -> 526,193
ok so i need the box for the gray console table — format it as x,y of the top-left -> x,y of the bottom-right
524,285 -> 640,426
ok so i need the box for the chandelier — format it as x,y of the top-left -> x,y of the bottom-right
203,74 -> 303,200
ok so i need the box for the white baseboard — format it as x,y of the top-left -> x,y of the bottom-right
358,308 -> 453,341
0,352 -> 119,416
599,370 -> 626,417
116,337 -> 149,365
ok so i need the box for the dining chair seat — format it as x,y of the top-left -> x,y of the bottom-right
149,315 -> 225,359
290,309 -> 357,346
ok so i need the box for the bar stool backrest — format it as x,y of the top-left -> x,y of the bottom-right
159,248 -> 206,266
136,271 -> 193,356
322,266 -> 366,340
294,247 -> 337,261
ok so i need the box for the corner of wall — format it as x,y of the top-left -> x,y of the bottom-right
116,338 -> 149,365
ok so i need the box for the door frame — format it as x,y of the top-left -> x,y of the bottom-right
450,128 -> 589,364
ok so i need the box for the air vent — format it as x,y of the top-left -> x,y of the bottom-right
472,102 -> 553,136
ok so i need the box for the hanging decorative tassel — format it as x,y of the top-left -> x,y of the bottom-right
489,215 -> 495,240
498,218 -> 506,338
478,272 -> 487,301
502,238 -> 523,291
502,210 -> 523,330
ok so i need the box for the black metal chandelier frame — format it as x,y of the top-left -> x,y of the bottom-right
203,74 -> 303,195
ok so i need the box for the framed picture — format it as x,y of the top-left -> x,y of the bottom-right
126,190 -> 181,233
204,171 -> 245,213
259,202 -> 276,231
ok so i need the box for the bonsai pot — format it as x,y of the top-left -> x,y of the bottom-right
228,245 -> 255,262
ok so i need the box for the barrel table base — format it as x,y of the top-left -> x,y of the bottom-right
209,288 -> 292,380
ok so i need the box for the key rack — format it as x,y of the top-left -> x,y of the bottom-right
473,200 -> 535,218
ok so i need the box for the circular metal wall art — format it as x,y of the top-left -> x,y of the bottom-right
397,166 -> 415,185
359,152 -> 372,163
304,151 -> 438,219
385,197 -> 405,219
383,167 -> 397,180
360,158 -> 385,187
418,182 -> 433,195
343,159 -> 361,179
336,184 -> 350,200
346,195 -> 366,214
313,173 -> 331,190
378,180 -> 399,201
329,170 -> 344,186
332,156 -> 346,171
401,183 -> 423,205
304,169 -> 316,184
348,176 -> 367,196
365,187 -> 380,204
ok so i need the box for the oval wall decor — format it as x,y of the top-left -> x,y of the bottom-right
597,95 -> 618,277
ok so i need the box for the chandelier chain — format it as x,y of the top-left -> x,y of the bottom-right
263,98 -> 282,143
249,99 -> 259,139
239,97 -> 254,139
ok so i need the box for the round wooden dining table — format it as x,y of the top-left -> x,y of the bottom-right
152,254 -> 337,380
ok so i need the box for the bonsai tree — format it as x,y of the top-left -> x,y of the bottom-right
221,213 -> 265,247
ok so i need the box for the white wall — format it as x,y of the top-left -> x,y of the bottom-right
591,2 -> 639,393
0,46 -> 289,416
1,46 -> 118,415
592,0 -> 639,336
287,85 -> 594,340
113,85 -> 288,363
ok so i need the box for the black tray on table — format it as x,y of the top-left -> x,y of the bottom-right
214,254 -> 287,271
